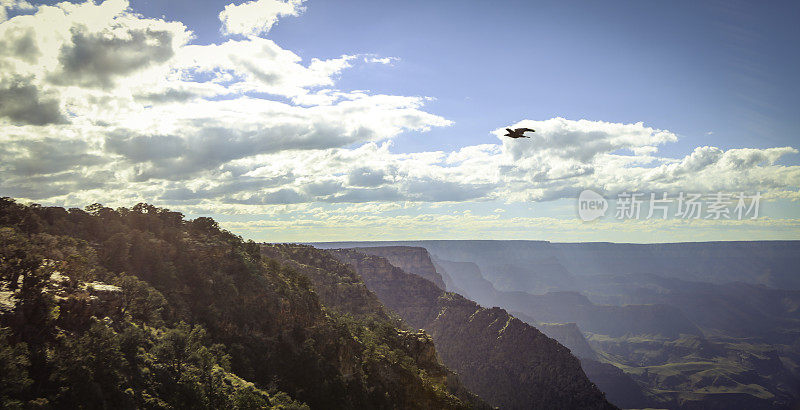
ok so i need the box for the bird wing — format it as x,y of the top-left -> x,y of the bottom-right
516,128 -> 535,133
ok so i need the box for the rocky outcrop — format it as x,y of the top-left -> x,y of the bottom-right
330,248 -> 616,410
350,246 -> 446,290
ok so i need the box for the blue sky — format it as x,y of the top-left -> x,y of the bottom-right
1,0 -> 798,242
129,0 -> 800,155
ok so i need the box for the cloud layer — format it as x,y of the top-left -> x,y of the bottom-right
0,0 -> 798,233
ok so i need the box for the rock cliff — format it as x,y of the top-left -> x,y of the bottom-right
261,243 -> 491,409
329,248 -> 616,410
350,246 -> 447,290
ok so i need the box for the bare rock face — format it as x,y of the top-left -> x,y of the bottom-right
522,320 -> 655,409
350,246 -> 447,290
330,248 -> 617,410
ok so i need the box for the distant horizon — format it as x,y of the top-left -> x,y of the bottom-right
305,239 -> 800,245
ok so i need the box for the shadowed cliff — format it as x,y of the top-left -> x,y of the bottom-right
328,248 -> 616,410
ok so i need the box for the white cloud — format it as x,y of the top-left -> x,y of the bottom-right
219,0 -> 304,37
0,0 -> 797,239
364,55 -> 399,65
0,0 -> 453,208
495,118 -> 678,162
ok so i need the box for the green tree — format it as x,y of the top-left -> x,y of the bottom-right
0,328 -> 32,408
115,275 -> 167,325
0,228 -> 42,290
50,320 -> 128,407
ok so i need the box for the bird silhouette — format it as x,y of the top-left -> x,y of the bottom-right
504,127 -> 535,138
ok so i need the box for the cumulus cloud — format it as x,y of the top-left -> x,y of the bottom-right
0,76 -> 65,124
0,0 -> 797,229
0,23 -> 39,62
51,26 -> 177,88
348,167 -> 387,187
0,137 -> 105,176
98,92 -> 449,181
172,38 -> 356,98
496,118 -> 677,162
219,0 -> 304,37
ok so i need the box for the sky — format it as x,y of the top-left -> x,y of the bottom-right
0,0 -> 798,242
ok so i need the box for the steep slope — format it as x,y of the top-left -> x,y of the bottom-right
578,359 -> 654,410
0,199 -> 478,409
261,243 -> 490,409
315,240 -> 800,408
512,312 -> 656,409
328,248 -> 616,410
534,322 -> 597,360
261,243 -> 395,322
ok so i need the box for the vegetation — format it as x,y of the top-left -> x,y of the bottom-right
263,244 -> 490,409
0,198 -> 479,409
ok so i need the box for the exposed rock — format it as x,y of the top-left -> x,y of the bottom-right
330,248 -> 616,410
350,246 -> 447,290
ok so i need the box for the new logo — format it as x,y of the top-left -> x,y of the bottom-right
577,189 -> 608,221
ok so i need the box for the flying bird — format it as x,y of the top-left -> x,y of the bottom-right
504,127 -> 535,138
